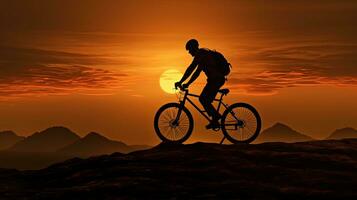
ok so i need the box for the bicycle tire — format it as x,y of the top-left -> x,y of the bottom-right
154,103 -> 194,144
221,103 -> 261,144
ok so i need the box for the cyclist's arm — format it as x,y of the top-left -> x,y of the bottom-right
178,60 -> 198,83
185,65 -> 202,86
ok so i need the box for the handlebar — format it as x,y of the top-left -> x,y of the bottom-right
174,84 -> 189,92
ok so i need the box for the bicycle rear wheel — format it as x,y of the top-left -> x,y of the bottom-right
154,103 -> 194,144
221,103 -> 261,144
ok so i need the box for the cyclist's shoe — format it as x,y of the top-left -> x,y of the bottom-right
205,121 -> 220,129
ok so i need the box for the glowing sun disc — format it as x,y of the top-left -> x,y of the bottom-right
159,69 -> 183,94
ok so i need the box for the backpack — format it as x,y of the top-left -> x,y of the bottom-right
209,49 -> 231,76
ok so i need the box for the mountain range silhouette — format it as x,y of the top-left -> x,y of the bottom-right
0,123 -> 356,170
9,127 -> 80,152
58,132 -> 135,156
0,126 -> 150,170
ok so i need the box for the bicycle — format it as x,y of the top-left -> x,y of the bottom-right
154,86 -> 262,144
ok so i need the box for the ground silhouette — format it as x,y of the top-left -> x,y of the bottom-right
0,139 -> 356,199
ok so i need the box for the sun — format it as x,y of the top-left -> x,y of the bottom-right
159,69 -> 183,94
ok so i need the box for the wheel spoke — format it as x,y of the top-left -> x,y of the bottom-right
221,104 -> 261,143
155,104 -> 193,143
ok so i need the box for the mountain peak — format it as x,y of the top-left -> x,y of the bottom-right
271,122 -> 292,130
327,127 -> 357,140
254,122 -> 313,143
0,130 -> 25,150
58,132 -> 130,156
83,132 -> 110,141
0,130 -> 18,136
29,126 -> 80,140
40,126 -> 76,135
335,127 -> 356,132
10,126 -> 80,152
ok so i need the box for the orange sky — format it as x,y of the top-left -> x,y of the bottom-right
0,0 -> 357,145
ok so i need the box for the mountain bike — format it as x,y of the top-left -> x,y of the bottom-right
154,86 -> 262,144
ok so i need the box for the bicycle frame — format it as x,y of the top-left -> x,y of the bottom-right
164,88 -> 255,144
175,89 -> 230,123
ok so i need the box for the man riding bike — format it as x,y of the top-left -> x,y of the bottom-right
175,39 -> 229,129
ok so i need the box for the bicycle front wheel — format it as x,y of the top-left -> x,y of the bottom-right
221,103 -> 261,144
154,103 -> 194,144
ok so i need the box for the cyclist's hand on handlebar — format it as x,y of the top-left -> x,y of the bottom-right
174,81 -> 182,90
182,83 -> 190,89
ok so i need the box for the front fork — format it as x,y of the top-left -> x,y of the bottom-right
173,91 -> 188,125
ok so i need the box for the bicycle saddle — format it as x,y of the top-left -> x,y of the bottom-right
218,88 -> 230,95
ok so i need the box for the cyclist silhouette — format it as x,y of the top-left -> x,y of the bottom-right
175,39 -> 227,129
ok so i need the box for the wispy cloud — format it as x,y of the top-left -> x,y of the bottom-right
0,46 -> 127,99
228,42 -> 357,94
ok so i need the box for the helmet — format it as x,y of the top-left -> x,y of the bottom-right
185,39 -> 199,50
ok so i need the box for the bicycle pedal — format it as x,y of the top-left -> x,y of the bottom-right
212,127 -> 220,131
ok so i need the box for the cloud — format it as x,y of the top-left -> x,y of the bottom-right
229,43 -> 357,95
0,46 -> 127,99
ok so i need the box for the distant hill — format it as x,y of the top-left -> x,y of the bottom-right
0,127 -> 151,169
0,131 -> 151,170
9,127 -> 80,152
326,127 -> 357,140
0,131 -> 25,150
254,122 -> 314,143
58,132 -> 134,156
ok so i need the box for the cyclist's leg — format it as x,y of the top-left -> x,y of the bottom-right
199,83 -> 214,118
199,78 -> 225,124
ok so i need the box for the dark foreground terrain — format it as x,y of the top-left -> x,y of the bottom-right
0,139 -> 356,199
